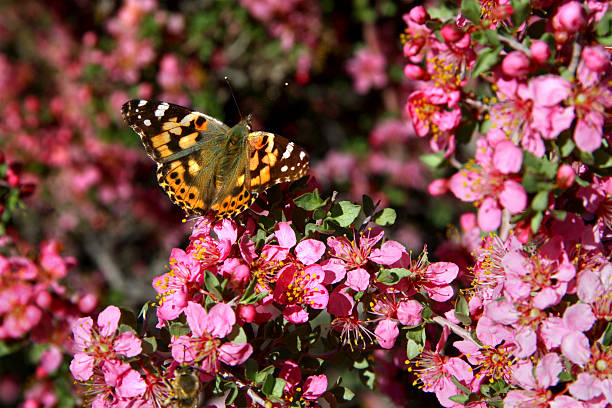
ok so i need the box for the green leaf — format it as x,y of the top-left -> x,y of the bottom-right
373,208 -> 396,226
531,190 -> 549,212
449,394 -> 470,405
255,365 -> 275,385
142,337 -> 157,353
450,375 -> 471,395
377,268 -> 412,285
169,322 -> 190,338
406,338 -> 423,360
294,190 -> 327,211
329,201 -> 362,227
471,46 -> 503,78
461,0 -> 481,23
510,0 -> 530,27
244,359 -> 258,381
454,295 -> 471,326
420,152 -> 446,168
482,30 -> 501,47
602,322 -> 612,346
239,276 -> 257,304
362,194 -> 375,216
225,383 -> 238,405
559,137 -> 575,157
204,270 -> 223,299
531,211 -> 543,233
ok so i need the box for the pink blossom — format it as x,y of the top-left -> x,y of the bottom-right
70,306 -> 142,381
346,48 -> 387,94
171,302 -> 252,375
273,264 -> 328,323
530,40 -> 551,64
554,2 -> 586,33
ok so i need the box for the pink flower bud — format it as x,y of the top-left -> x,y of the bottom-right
581,45 -> 610,72
460,213 -> 477,230
428,179 -> 448,195
78,293 -> 98,313
408,6 -> 428,24
556,2 -> 585,33
36,291 -> 52,309
556,164 -> 575,188
239,305 -> 256,323
404,64 -> 428,80
440,25 -> 463,43
530,40 -> 551,64
502,51 -> 530,78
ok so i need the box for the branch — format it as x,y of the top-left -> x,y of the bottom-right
498,35 -> 531,55
431,315 -> 479,346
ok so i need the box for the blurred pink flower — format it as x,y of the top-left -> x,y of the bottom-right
346,48 -> 387,94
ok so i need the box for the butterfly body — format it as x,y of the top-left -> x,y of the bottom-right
121,100 -> 309,218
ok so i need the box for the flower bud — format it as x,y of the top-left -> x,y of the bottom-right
428,179 -> 448,195
239,304 -> 256,323
78,293 -> 98,313
530,40 -> 551,64
581,45 -> 610,72
556,164 -> 575,188
408,6 -> 428,24
404,64 -> 428,80
440,25 -> 463,43
556,2 -> 585,33
502,51 -> 530,77
6,167 -> 19,187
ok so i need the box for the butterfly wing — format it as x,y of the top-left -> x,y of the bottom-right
121,99 -> 230,214
246,131 -> 310,193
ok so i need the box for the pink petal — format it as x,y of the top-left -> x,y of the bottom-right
561,331 -> 591,366
205,303 -> 236,338
345,268 -> 370,292
563,303 -> 596,332
327,285 -> 354,317
302,375 -> 328,400
283,305 -> 309,324
369,240 -> 404,265
535,353 -> 562,389
113,332 -> 142,358
499,180 -> 527,214
574,114 -> 603,153
97,305 -> 120,337
185,301 -> 208,337
71,317 -> 93,351
295,239 -> 325,265
275,222 -> 296,249
569,373 -> 603,401
69,353 -> 95,381
397,300 -> 423,326
477,197 -> 501,231
529,75 -> 572,106
375,319 -> 399,349
493,140 -> 522,174
219,342 -> 253,366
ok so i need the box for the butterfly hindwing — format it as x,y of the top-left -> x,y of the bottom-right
247,131 -> 310,193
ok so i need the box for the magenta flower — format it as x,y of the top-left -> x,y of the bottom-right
302,374 -> 327,400
69,306 -> 142,381
171,302 -> 252,375
346,48 -> 387,94
152,248 -> 203,327
273,263 -> 328,324
504,354 -> 563,408
406,86 -> 461,155
371,294 -> 423,349
449,137 -> 526,231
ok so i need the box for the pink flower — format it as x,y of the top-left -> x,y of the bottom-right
273,264 -> 328,323
152,248 -> 203,326
449,138 -> 527,231
346,48 -> 387,94
530,40 -> 551,64
554,1 -> 586,33
504,354 -> 563,407
171,302 -> 252,375
406,87 -> 461,155
70,306 -> 142,381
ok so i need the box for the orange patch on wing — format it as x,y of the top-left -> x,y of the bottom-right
259,165 -> 270,184
249,153 -> 259,171
178,132 -> 200,149
151,132 -> 171,147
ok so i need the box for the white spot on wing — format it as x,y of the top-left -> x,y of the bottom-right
281,165 -> 288,172
144,119 -> 151,126
282,142 -> 294,159
138,100 -> 147,107
299,151 -> 306,160
154,102 -> 170,118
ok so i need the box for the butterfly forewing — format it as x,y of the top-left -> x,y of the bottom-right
121,100 -> 310,219
121,100 -> 229,162
247,131 -> 310,193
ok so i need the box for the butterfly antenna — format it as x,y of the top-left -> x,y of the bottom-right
224,76 -> 243,119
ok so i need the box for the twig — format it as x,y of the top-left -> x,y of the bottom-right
431,315 -> 479,346
498,35 -> 531,55
567,40 -> 581,77
499,209 -> 511,241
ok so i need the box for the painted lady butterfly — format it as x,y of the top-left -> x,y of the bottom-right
121,100 -> 310,218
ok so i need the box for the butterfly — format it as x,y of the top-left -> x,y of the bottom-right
121,100 -> 310,218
